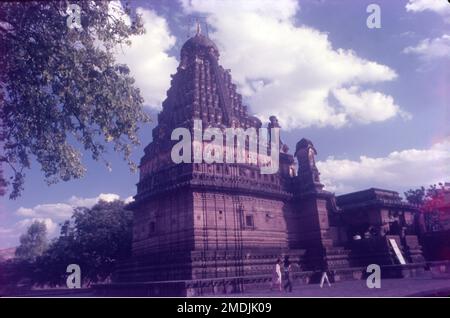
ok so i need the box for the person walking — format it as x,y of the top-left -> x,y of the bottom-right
283,256 -> 293,292
320,269 -> 332,288
270,259 -> 282,291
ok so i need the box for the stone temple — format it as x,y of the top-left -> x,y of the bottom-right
104,31 -> 443,296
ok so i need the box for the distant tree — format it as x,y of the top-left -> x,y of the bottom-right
33,200 -> 133,286
32,227 -> 79,287
0,164 -> 6,196
15,221 -> 48,261
404,186 -> 426,206
405,183 -> 447,232
0,1 -> 149,199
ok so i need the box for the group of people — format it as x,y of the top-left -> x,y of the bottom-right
270,256 -> 296,292
270,256 -> 333,292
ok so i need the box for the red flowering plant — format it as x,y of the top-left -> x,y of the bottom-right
405,183 -> 449,232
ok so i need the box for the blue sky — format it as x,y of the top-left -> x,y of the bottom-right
1,0 -> 449,248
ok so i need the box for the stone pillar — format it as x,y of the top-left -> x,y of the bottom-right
292,139 -> 350,271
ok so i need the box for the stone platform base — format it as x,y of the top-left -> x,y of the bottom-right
94,261 -> 450,297
113,248 -> 306,282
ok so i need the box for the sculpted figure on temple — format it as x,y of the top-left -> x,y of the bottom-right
268,115 -> 289,153
294,138 -> 322,188
269,115 -> 280,128
308,146 -> 317,169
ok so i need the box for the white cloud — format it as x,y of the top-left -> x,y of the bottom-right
112,3 -> 178,109
180,0 -> 404,129
16,203 -> 73,220
406,0 -> 450,14
68,193 -> 121,208
17,193 -> 124,221
404,34 -> 450,60
317,139 -> 450,194
333,87 -> 411,124
124,196 -> 135,204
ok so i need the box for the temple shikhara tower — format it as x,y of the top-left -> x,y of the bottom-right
108,30 -> 430,296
